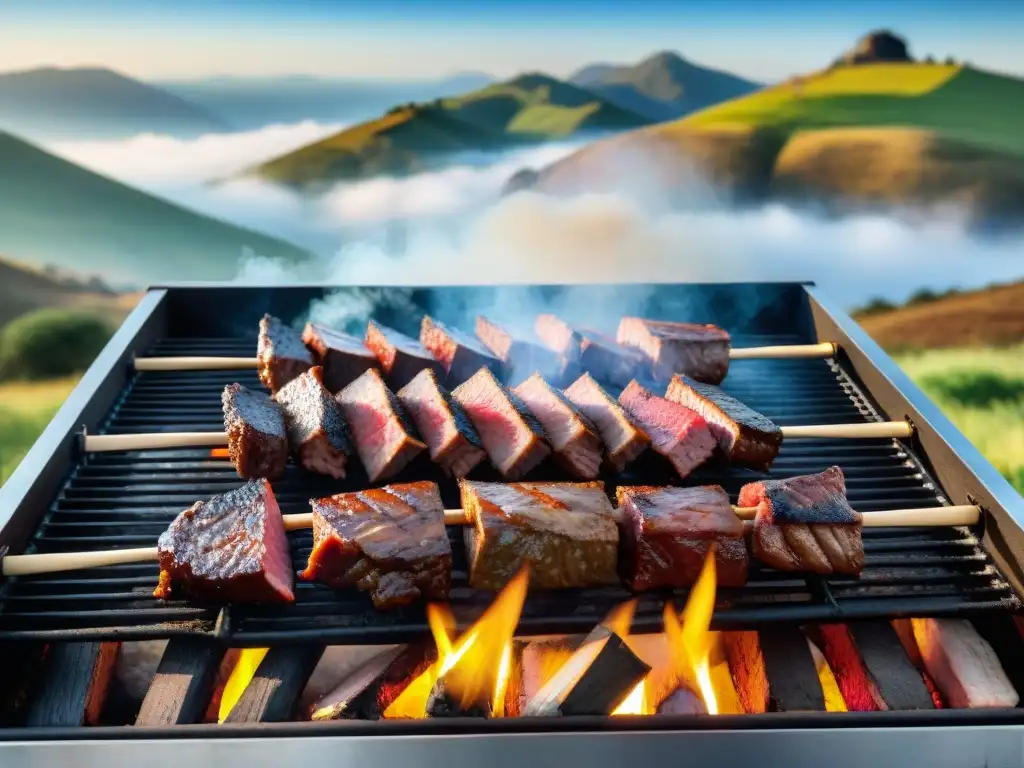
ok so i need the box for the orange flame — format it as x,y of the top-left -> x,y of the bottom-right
210,448 -> 230,459
806,638 -> 848,712
612,679 -> 651,716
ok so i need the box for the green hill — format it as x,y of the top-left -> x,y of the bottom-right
0,131 -> 311,284
247,73 -> 650,190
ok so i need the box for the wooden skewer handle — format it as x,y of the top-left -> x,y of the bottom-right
3,547 -> 159,576
731,504 -> 980,526
83,432 -> 229,452
134,357 -> 258,372
781,421 -> 914,439
729,342 -> 837,360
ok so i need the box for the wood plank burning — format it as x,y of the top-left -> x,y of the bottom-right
724,628 -> 825,713
222,645 -> 326,723
25,642 -> 120,727
135,638 -> 227,726
308,646 -> 410,721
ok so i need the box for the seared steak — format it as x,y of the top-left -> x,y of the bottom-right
475,315 -> 567,385
365,320 -> 445,390
535,314 -> 649,388
420,315 -> 503,387
453,368 -> 551,480
618,380 -> 717,479
221,383 -> 288,480
513,373 -> 603,480
739,466 -> 864,575
302,322 -> 380,393
616,485 -> 748,590
257,314 -> 314,394
563,373 -> 650,472
154,479 -> 294,604
301,481 -> 451,609
665,374 -> 783,470
274,366 -> 353,479
397,368 -> 487,478
461,480 -> 619,590
617,318 -> 731,384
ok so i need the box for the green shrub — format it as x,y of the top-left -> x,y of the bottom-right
0,309 -> 113,381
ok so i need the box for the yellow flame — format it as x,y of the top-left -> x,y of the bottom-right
807,639 -> 848,712
491,642 -> 513,718
217,647 -> 268,723
612,679 -> 650,716
602,599 -> 637,637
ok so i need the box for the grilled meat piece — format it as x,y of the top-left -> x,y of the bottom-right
617,318 -> 731,385
563,373 -> 651,472
513,373 -> 603,480
420,315 -> 503,387
154,479 -> 294,603
365,320 -> 445,390
301,481 -> 452,610
475,315 -> 568,385
397,368 -> 487,478
302,322 -> 380,393
257,314 -> 314,394
739,466 -> 864,575
665,374 -> 783,470
618,380 -> 717,479
337,368 -> 427,483
453,368 -> 551,480
616,485 -> 748,590
274,366 -> 353,479
221,383 -> 288,480
534,314 -> 649,388
461,480 -> 619,590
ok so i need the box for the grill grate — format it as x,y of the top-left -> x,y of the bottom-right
0,333 -> 1017,644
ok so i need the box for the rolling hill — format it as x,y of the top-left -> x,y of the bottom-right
246,73 -> 650,190
0,131 -> 311,284
0,67 -> 230,139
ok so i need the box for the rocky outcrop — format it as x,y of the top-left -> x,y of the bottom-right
837,30 -> 913,66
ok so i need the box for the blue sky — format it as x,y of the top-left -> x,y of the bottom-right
3,0 -> 1024,82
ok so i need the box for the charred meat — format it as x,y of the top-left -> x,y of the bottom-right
739,466 -> 864,575
154,479 -> 294,604
513,373 -> 603,480
365,320 -> 445,390
337,368 -> 427,483
420,315 -> 503,387
617,318 -> 731,385
475,315 -> 567,385
302,322 -> 380,393
535,314 -> 649,388
618,380 -> 717,479
274,366 -> 353,479
665,374 -> 783,470
453,368 -> 551,480
397,368 -> 487,478
461,480 -> 619,590
563,373 -> 651,472
301,481 -> 451,609
257,314 -> 314,394
221,383 -> 289,480
616,485 -> 748,590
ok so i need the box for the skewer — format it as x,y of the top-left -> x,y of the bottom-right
0,505 -> 981,577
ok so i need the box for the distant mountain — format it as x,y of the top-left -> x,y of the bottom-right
246,72 -> 651,190
0,131 -> 310,284
0,67 -> 230,140
569,51 -> 763,121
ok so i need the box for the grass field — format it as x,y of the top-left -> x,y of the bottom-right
0,376 -> 78,484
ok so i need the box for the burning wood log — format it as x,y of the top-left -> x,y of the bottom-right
222,645 -> 326,723
135,638 -> 226,726
724,628 -> 826,713
656,687 -> 707,715
308,646 -> 410,721
25,641 -> 121,727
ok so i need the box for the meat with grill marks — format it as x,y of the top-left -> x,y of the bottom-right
617,317 -> 731,385
420,315 -> 503,387
665,374 -> 783,470
397,368 -> 487,478
475,315 -> 568,386
563,373 -> 650,472
461,480 -> 619,590
154,479 -> 294,604
274,366 -> 353,479
337,368 -> 427,483
534,314 -> 649,388
221,383 -> 289,480
301,481 -> 451,609
739,466 -> 864,575
302,322 -> 380,393
453,367 -> 551,480
257,314 -> 314,394
513,373 -> 603,480
365,320 -> 445,390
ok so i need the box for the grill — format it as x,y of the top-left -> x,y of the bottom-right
1,282 -> 1023,766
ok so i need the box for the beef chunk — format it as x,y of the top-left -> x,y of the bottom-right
461,480 -> 619,590
221,383 -> 288,480
534,314 -> 648,388
513,373 -> 603,480
301,481 -> 451,609
337,368 -> 427,483
257,314 -> 314,394
420,315 -> 503,387
397,368 -> 487,478
616,485 -> 748,590
739,466 -> 864,575
618,380 -> 716,479
563,373 -> 651,472
274,366 -> 353,479
154,479 -> 294,604
617,317 -> 731,384
365,320 -> 445,390
664,374 -> 783,470
302,322 -> 380,393
453,368 -> 551,480
475,315 -> 567,385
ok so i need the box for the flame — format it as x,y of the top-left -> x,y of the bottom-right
384,567 -> 529,718
612,679 -> 651,716
210,448 -> 231,459
806,639 -> 848,712
217,647 -> 269,722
